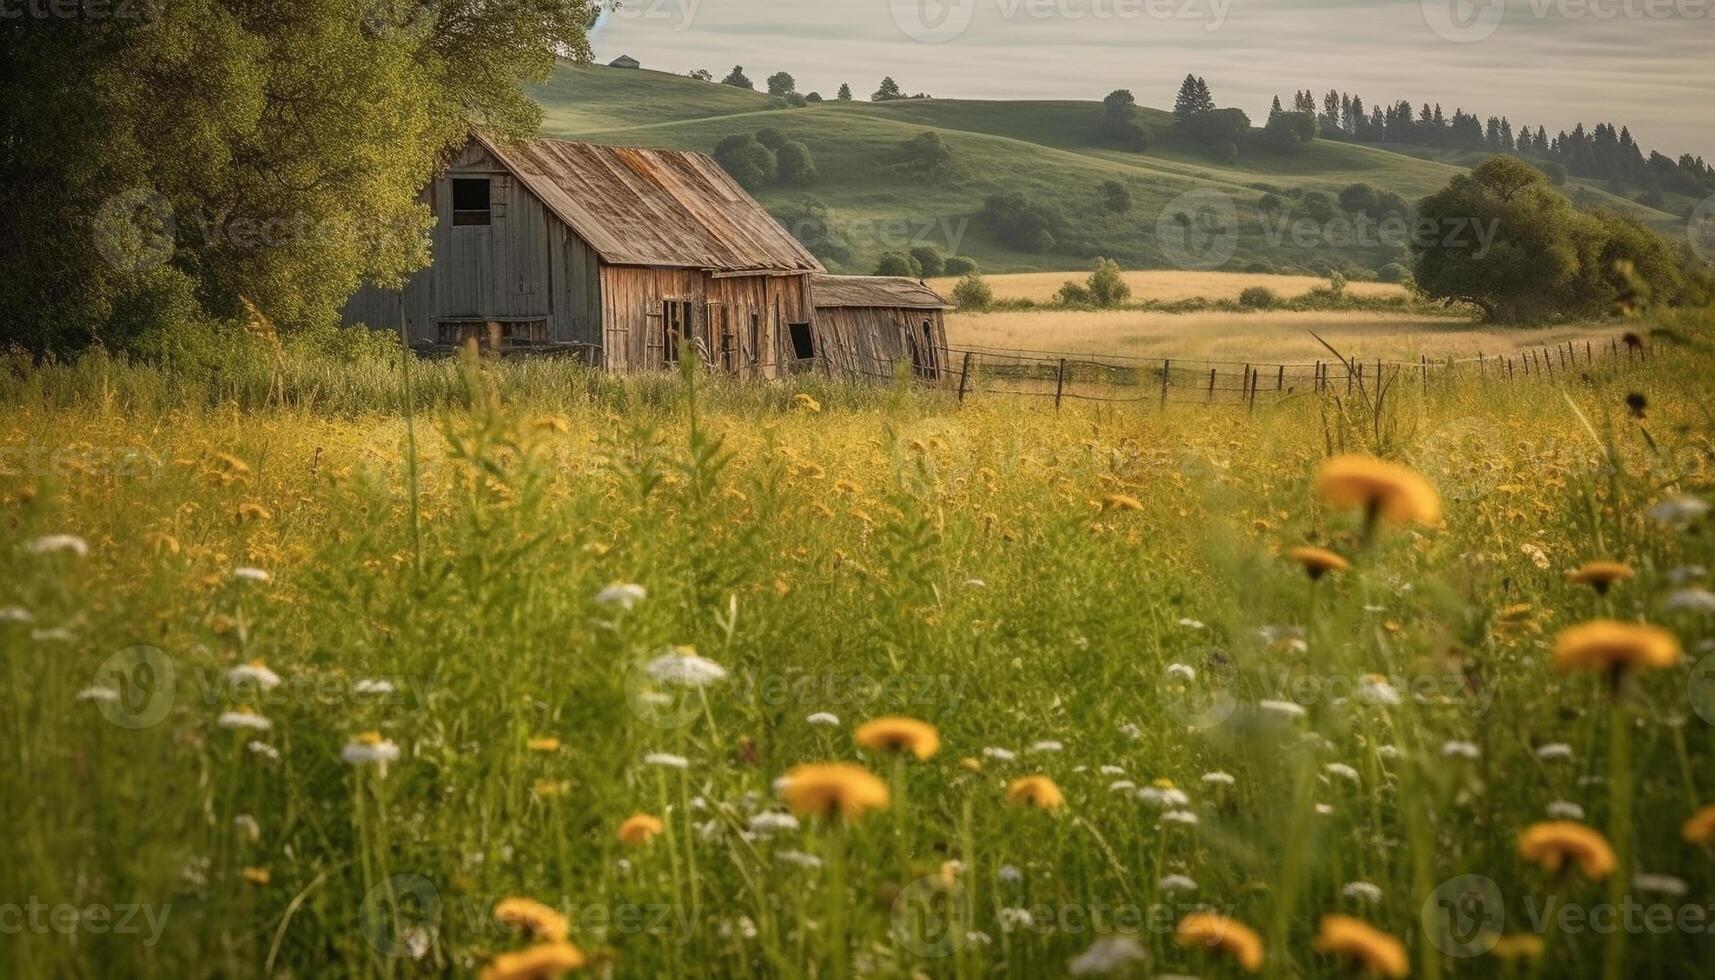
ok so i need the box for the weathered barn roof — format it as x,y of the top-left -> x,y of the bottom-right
811,275 -> 951,310
472,133 -> 822,275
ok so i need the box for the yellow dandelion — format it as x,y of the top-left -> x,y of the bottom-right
959,757 -> 982,771
494,896 -> 570,941
1312,915 -> 1409,979
1103,493 -> 1144,512
853,717 -> 941,761
480,940 -> 587,980
1518,821 -> 1617,880
241,867 -> 271,885
144,531 -> 181,555
236,501 -> 272,523
534,415 -> 571,435
1287,546 -> 1350,580
1552,620 -> 1680,675
533,778 -> 571,798
791,393 -> 822,414
1567,560 -> 1634,594
1682,804 -> 1715,844
1004,775 -> 1065,811
214,452 -> 251,475
780,763 -> 891,822
617,813 -> 664,847
1487,933 -> 1546,961
1314,454 -> 1441,528
527,736 -> 561,753
1175,912 -> 1264,973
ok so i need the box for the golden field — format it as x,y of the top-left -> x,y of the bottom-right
925,270 -> 1409,305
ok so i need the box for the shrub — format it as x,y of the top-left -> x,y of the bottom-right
1300,191 -> 1337,223
980,192 -> 1065,253
713,134 -> 776,190
1238,286 -> 1278,309
898,131 -> 955,179
755,128 -> 789,151
909,246 -> 944,277
775,140 -> 817,184
874,252 -> 921,277
1097,181 -> 1133,215
1056,281 -> 1093,306
1376,262 -> 1411,284
943,256 -> 979,276
951,272 -> 992,310
1086,257 -> 1130,307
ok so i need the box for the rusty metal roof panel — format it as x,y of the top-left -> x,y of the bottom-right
811,274 -> 950,310
473,133 -> 822,274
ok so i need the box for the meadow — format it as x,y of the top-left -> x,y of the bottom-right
3,313 -> 1714,979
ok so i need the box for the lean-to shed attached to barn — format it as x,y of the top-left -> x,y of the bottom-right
809,274 -> 951,381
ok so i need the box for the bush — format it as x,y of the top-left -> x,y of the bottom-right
898,131 -> 955,180
755,128 -> 788,151
713,134 -> 776,190
909,246 -> 944,277
1086,257 -> 1130,307
1263,111 -> 1316,151
943,256 -> 979,276
874,252 -> 921,277
1056,281 -> 1093,306
1376,262 -> 1411,284
1184,107 -> 1251,146
980,192 -> 1065,253
951,273 -> 992,310
775,140 -> 817,184
1300,191 -> 1337,223
1097,181 -> 1133,215
1237,286 -> 1278,309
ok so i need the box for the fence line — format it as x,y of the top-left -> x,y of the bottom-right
821,334 -> 1648,410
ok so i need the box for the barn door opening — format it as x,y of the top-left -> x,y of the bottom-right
709,303 -> 739,373
919,319 -> 939,379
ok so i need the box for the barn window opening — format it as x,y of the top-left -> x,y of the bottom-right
659,300 -> 692,367
788,321 -> 815,360
748,312 -> 761,364
452,178 -> 491,226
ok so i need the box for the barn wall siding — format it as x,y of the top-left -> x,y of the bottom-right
813,308 -> 949,381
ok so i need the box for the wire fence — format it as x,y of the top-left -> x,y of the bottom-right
822,333 -> 1649,410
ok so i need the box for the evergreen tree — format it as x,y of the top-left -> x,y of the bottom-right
1172,74 -> 1202,121
722,66 -> 753,90
837,82 -> 852,101
872,76 -> 903,101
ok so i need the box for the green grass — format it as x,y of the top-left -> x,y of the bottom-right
3,321 -> 1715,977
526,65 -> 1681,277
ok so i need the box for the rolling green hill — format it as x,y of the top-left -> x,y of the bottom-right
529,65 -> 1682,277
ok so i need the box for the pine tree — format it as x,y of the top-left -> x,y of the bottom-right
1173,74 -> 1202,121
837,83 -> 852,101
1269,95 -> 1283,120
1192,77 -> 1215,114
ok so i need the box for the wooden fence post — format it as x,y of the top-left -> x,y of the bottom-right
957,351 -> 973,403
1276,364 -> 1285,391
1420,354 -> 1428,386
1478,352 -> 1486,377
1544,348 -> 1554,380
1585,341 -> 1592,364
1054,358 -> 1066,410
1207,368 -> 1216,403
1159,359 -> 1171,410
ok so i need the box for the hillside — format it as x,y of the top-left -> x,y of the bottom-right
530,65 -> 1681,277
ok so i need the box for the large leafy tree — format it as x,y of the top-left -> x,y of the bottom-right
1,0 -> 594,354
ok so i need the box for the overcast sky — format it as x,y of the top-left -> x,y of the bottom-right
590,0 -> 1715,159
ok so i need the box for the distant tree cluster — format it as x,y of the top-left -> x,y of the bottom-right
1309,88 -> 1715,203
1056,258 -> 1130,308
1173,74 -> 1248,163
896,131 -> 956,180
980,192 -> 1066,253
1094,90 -> 1149,150
874,245 -> 970,278
713,128 -> 817,190
1263,91 -> 1318,153
872,76 -> 932,102
1413,156 -> 1698,322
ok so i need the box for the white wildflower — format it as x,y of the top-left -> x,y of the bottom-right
354,678 -> 395,696
32,627 -> 75,642
1314,803 -> 1334,815
1068,935 -> 1148,976
998,865 -> 1023,883
964,578 -> 987,589
232,567 -> 271,583
1029,739 -> 1064,753
776,849 -> 822,869
246,741 -> 280,761
1177,618 -> 1205,630
233,814 -> 260,842
1343,881 -> 1383,903
1632,873 -> 1688,896
645,648 -> 727,686
27,534 -> 88,557
1324,763 -> 1359,783
0,606 -> 33,623
998,907 -> 1035,932
1160,809 -> 1200,826
1164,663 -> 1196,681
1546,800 -> 1586,820
1258,699 -> 1307,719
1668,565 -> 1707,585
806,711 -> 840,727
1665,588 -> 1715,613
1535,743 -> 1573,762
982,747 -> 1016,762
1138,786 -> 1190,807
1376,745 -> 1401,760
1440,740 -> 1481,760
595,582 -> 647,610
748,811 -> 800,836
225,662 -> 281,692
1108,780 -> 1137,793
1357,677 -> 1402,706
341,737 -> 400,767
1648,496 -> 1710,527
76,685 -> 119,703
1098,765 -> 1126,776
644,752 -> 689,769
1158,873 -> 1197,894
965,931 -> 992,946
217,710 -> 272,731
1201,771 -> 1236,786
1118,722 -> 1141,741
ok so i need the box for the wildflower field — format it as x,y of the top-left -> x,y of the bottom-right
4,322 -> 1715,979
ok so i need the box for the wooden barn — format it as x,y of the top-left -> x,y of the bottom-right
342,133 -> 947,380
810,275 -> 951,381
